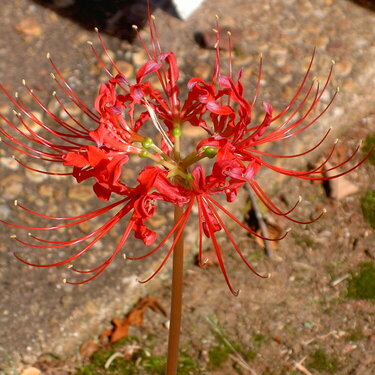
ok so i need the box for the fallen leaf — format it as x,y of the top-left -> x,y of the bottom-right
100,297 -> 166,343
325,175 -> 359,200
255,223 -> 282,251
110,317 -> 130,343
80,340 -> 100,362
195,249 -> 219,267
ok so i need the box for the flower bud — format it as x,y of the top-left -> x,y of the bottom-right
172,127 -> 182,137
142,137 -> 154,149
139,150 -> 149,158
201,146 -> 217,159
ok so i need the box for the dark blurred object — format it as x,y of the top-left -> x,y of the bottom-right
194,28 -> 244,50
350,0 -> 375,11
32,0 -> 180,40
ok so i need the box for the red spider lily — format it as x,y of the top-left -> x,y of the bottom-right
0,13 -> 373,295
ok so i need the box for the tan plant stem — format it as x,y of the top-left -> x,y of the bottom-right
165,205 -> 185,375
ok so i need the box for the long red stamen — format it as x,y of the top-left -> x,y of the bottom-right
206,198 -> 269,278
137,199 -> 194,283
205,194 -> 289,241
199,196 -> 239,296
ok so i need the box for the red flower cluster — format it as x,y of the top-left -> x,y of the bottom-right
0,16 -> 372,294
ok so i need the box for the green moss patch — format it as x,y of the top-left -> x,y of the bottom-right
75,335 -> 201,375
307,348 -> 341,374
361,190 -> 375,229
208,344 -> 232,369
347,262 -> 375,301
362,133 -> 375,165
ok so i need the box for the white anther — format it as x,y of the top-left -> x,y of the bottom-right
334,138 -> 339,144
323,208 -> 327,213
15,92 -> 18,98
331,59 -> 336,65
286,227 -> 292,233
52,91 -> 56,96
227,31 -> 232,36
67,264 -> 73,269
151,15 -> 156,20
13,200 -> 18,206
22,79 -> 26,86
63,278 -> 67,284
10,235 -> 17,239
132,25 -> 138,30
336,87 -> 340,93
46,52 -> 51,59
87,41 -> 93,45
298,195 -> 302,203
50,73 -> 56,80
123,254 -> 127,260
94,27 -> 99,32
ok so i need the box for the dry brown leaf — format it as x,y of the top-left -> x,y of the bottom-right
80,340 -> 100,362
325,175 -> 359,200
110,317 -> 131,343
195,249 -> 219,267
255,224 -> 282,251
100,297 -> 166,343
322,161 -> 360,200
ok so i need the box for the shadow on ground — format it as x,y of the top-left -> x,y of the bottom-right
350,0 -> 375,11
31,0 -> 180,40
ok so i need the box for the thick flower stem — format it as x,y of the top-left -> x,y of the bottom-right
166,205 -> 185,375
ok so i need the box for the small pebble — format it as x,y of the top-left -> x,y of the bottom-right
14,18 -> 42,37
68,185 -> 94,201
112,61 -> 134,79
193,62 -> 211,80
25,164 -> 48,182
0,174 -> 24,199
20,367 -> 42,375
335,61 -> 353,77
